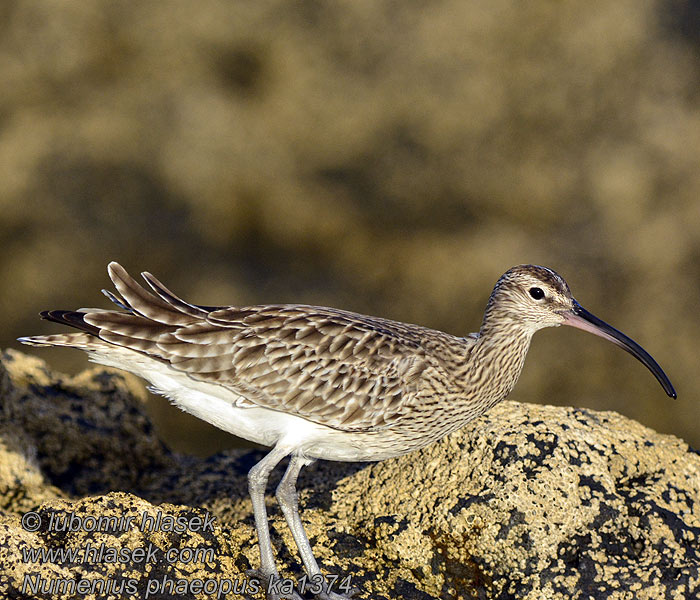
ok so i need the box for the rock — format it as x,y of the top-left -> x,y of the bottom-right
1,350 -> 698,599
0,350 -> 176,498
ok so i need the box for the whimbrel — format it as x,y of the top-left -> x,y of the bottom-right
19,263 -> 676,599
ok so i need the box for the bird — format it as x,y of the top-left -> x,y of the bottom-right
19,263 -> 676,600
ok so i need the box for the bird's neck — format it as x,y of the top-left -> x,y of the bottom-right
464,318 -> 535,408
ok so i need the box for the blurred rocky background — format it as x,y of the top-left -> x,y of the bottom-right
0,0 -> 698,453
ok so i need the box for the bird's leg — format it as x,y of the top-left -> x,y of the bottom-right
276,456 -> 320,575
248,446 -> 303,600
276,456 -> 357,600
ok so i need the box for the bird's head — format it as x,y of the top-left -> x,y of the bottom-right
482,264 -> 676,398
485,264 -> 574,330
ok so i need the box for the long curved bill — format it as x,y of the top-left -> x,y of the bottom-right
563,301 -> 677,398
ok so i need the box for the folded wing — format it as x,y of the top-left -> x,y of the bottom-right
52,263 -> 436,431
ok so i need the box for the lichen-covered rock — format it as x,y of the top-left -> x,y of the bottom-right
0,493 -> 248,600
0,349 -> 176,498
1,351 -> 698,599
325,402 -> 700,598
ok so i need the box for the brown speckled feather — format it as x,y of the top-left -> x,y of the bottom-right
77,264 -> 453,431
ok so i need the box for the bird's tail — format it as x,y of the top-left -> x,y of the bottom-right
17,332 -> 104,350
17,262 -> 206,354
18,309 -> 104,349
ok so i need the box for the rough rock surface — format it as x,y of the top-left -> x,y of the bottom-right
1,349 -> 698,599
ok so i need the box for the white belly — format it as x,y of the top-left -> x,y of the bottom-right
88,348 -> 379,462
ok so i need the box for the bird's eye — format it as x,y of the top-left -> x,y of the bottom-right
529,287 -> 545,300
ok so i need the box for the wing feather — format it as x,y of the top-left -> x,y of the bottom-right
141,271 -> 211,319
169,354 -> 236,374
157,302 -> 437,429
32,262 -> 456,431
99,331 -> 163,354
83,312 -> 170,341
107,262 -> 193,326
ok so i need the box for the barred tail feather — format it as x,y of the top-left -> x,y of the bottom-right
23,264 -> 211,344
18,262 -> 202,360
40,310 -> 100,335
17,332 -> 106,350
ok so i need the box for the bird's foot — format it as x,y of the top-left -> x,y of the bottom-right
246,569 -> 304,600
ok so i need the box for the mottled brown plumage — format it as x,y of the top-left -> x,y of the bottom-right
19,262 -> 675,600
